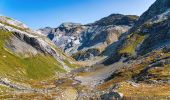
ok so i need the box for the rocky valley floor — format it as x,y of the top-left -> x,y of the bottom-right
0,60 -> 169,100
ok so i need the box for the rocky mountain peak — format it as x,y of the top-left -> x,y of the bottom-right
103,0 -> 170,65
59,22 -> 82,28
38,27 -> 53,36
92,14 -> 139,26
40,14 -> 138,61
135,0 -> 170,27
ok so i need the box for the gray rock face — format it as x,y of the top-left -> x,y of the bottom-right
72,48 -> 101,61
5,35 -> 38,58
39,14 -> 138,61
100,92 -> 123,100
38,27 -> 53,36
134,0 -> 170,28
134,1 -> 170,55
101,0 -> 170,66
0,17 -> 72,71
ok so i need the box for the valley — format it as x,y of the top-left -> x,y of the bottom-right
0,0 -> 169,99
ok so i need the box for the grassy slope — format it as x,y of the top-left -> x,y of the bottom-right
63,59 -> 81,69
119,33 -> 145,55
0,30 -> 66,82
0,29 -> 80,99
95,50 -> 170,99
118,82 -> 170,99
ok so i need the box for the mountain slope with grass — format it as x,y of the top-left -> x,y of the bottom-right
0,16 -> 80,85
0,16 -> 84,99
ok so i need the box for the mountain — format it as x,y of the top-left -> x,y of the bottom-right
116,0 -> 170,84
0,15 -> 82,97
103,0 -> 170,64
0,0 -> 170,99
92,14 -> 138,26
72,0 -> 170,99
39,14 -> 139,61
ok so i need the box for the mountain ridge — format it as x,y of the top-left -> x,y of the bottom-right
39,14 -> 139,61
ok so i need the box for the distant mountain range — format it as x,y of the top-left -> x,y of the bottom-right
38,14 -> 139,61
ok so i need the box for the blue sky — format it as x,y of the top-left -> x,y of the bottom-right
0,0 -> 156,29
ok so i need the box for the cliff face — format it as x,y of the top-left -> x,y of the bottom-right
39,14 -> 138,61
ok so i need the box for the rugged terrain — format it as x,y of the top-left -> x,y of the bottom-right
0,0 -> 169,99
73,0 -> 170,99
39,14 -> 138,61
0,16 -> 82,99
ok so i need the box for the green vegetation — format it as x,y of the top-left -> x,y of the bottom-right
147,64 -> 170,81
63,59 -> 80,69
119,33 -> 145,55
23,55 -> 66,80
0,30 -> 65,81
0,85 -> 15,92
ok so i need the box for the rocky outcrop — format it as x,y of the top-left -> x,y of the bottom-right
100,91 -> 123,100
102,0 -> 170,65
132,0 -> 170,29
72,48 -> 101,61
133,57 -> 170,83
128,0 -> 170,56
39,14 -> 138,61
